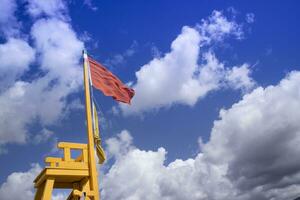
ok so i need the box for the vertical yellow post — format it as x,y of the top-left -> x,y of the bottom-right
42,178 -> 55,200
34,182 -> 46,200
83,50 -> 100,200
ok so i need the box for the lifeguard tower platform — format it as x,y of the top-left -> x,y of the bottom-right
34,142 -> 99,200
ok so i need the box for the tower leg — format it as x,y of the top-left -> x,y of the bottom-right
41,178 -> 55,200
34,182 -> 45,200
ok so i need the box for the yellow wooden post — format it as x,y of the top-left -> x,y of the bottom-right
34,181 -> 46,200
83,50 -> 100,200
42,178 -> 55,200
63,147 -> 71,162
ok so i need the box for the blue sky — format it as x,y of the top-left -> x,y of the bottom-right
0,1 -> 300,200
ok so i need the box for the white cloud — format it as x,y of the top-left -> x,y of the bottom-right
246,13 -> 255,24
0,38 -> 35,90
0,0 -> 16,24
198,10 -> 243,43
33,128 -> 54,144
120,11 -> 254,115
203,71 -> 300,199
26,0 -> 68,19
0,0 -> 19,36
0,164 -> 41,200
120,26 -> 201,114
105,130 -> 134,159
83,0 -> 98,11
0,1 -> 84,147
102,131 -> 166,200
103,71 -> 300,200
52,193 -> 68,200
0,164 -> 68,200
102,131 -> 236,200
31,18 -> 83,82
0,19 -> 83,145
151,45 -> 162,58
225,64 -> 255,91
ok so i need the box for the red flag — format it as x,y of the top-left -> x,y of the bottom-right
88,56 -> 135,104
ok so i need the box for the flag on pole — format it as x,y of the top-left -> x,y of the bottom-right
92,102 -> 106,164
88,56 -> 135,104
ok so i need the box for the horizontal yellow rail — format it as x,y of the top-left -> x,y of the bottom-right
58,142 -> 87,150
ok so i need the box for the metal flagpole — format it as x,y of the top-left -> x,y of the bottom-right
83,50 -> 100,200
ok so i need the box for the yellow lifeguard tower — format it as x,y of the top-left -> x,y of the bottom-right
33,51 -> 105,200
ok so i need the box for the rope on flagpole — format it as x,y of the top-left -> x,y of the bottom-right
92,94 -> 106,135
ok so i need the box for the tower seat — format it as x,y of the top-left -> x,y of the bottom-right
33,142 -> 95,200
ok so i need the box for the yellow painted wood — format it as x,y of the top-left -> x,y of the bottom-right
58,142 -> 87,150
34,181 -> 45,200
75,154 -> 83,162
86,190 -> 96,197
35,164 -> 89,187
42,178 -> 55,200
45,169 -> 89,177
63,147 -> 71,162
72,189 -> 82,197
45,157 -> 62,163
45,157 -> 62,167
34,169 -> 46,187
57,162 -> 88,169
45,160 -> 88,169
53,182 -> 73,188
81,178 -> 94,198
83,51 -> 100,200
34,140 -> 97,199
83,149 -> 88,162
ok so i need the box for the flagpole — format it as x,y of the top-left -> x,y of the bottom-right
83,50 -> 100,200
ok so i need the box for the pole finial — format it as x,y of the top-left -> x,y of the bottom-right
83,49 -> 88,59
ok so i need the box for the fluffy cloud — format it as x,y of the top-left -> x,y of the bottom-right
197,10 -> 243,43
102,131 -> 236,200
105,130 -> 134,159
204,71 -> 300,199
246,13 -> 255,24
26,0 -> 68,19
2,69 -> 300,200
0,0 -> 16,24
33,128 -> 54,144
0,0 -> 83,147
120,11 -> 254,115
225,64 -> 255,91
0,38 -> 35,90
0,0 -> 19,36
103,71 -> 300,200
0,164 -> 68,200
31,18 -> 83,86
0,164 -> 41,200
83,0 -> 98,11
